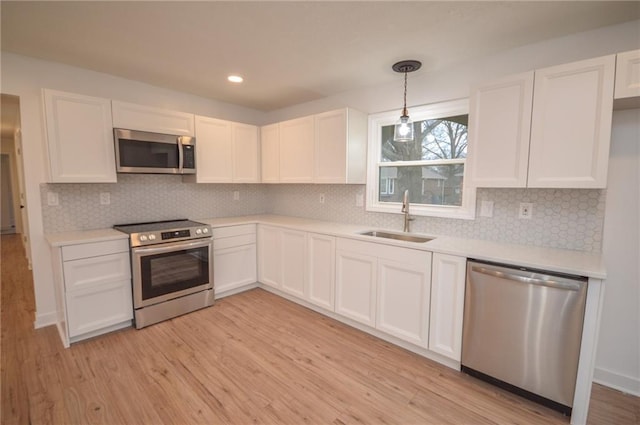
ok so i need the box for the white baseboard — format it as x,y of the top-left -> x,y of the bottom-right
34,311 -> 57,329
593,366 -> 640,397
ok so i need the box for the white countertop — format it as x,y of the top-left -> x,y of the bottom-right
45,214 -> 606,279
45,228 -> 128,247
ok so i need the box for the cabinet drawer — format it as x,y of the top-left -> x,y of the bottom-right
62,239 -> 129,261
214,233 -> 256,250
211,224 -> 256,239
63,252 -> 131,292
66,280 -> 133,338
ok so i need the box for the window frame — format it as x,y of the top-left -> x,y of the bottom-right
366,98 -> 476,220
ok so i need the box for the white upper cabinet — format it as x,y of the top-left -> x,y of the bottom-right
261,123 -> 280,183
279,116 -> 315,183
112,100 -> 194,136
614,49 -> 640,109
193,116 -> 233,183
468,55 -> 615,189
43,89 -> 117,183
190,116 -> 259,183
528,55 -> 615,188
232,123 -> 260,183
467,72 -> 534,187
314,108 -> 367,184
265,107 -> 367,184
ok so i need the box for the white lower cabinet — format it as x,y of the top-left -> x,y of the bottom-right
336,238 -> 432,346
335,248 -> 378,326
306,233 -> 335,310
212,224 -> 257,297
280,229 -> 307,298
428,253 -> 467,361
257,225 -> 282,289
51,239 -> 133,347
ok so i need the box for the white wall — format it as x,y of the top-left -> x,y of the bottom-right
596,109 -> 640,396
0,53 -> 268,327
264,19 -> 640,122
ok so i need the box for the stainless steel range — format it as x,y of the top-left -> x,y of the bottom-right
114,219 -> 214,329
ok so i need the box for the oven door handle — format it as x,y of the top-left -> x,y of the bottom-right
132,238 -> 212,256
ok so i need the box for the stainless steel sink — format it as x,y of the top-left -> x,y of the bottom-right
358,230 -> 434,243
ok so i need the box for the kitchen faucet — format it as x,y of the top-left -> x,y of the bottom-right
401,189 -> 415,232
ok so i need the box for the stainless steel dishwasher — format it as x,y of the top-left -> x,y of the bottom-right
461,260 -> 587,416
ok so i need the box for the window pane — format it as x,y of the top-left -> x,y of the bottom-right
381,115 -> 468,162
378,164 -> 464,206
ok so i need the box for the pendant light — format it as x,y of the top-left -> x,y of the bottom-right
392,60 -> 422,142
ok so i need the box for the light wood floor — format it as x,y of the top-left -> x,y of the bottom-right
2,234 -> 639,425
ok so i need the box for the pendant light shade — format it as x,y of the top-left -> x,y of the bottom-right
392,60 -> 422,143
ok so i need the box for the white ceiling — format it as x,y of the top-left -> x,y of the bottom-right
2,1 -> 640,113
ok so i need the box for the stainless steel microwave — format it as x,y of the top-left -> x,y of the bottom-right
114,128 -> 196,174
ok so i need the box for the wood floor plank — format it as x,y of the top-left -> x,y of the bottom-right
2,234 -> 638,425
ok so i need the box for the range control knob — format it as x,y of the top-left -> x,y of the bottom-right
202,228 -> 209,234
195,228 -> 202,235
139,235 -> 148,242
148,234 -> 156,241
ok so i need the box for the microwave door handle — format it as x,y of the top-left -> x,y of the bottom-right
178,137 -> 184,171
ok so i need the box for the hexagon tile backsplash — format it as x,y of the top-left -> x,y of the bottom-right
41,175 -> 605,253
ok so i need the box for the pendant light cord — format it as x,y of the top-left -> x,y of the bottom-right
402,71 -> 408,117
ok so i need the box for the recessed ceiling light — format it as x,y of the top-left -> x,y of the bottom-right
228,75 -> 243,83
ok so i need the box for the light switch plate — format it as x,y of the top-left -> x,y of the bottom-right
100,192 -> 110,205
233,191 -> 240,201
355,193 -> 364,207
47,191 -> 59,206
480,200 -> 494,217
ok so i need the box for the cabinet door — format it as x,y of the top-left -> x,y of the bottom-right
429,253 -> 466,361
194,116 -> 233,183
257,225 -> 281,289
261,123 -> 280,183
528,55 -> 615,188
279,116 -> 314,183
614,49 -> 640,100
307,233 -> 335,310
314,109 -> 347,183
232,123 -> 260,183
43,89 -> 116,183
377,254 -> 431,347
214,243 -> 257,295
467,72 -> 533,188
335,250 -> 377,326
112,100 -> 194,136
66,280 -> 133,338
280,229 -> 307,298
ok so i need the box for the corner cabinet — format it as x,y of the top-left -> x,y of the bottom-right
111,100 -> 194,136
50,239 -> 133,347
189,116 -> 259,183
428,253 -> 466,361
261,108 -> 367,184
43,89 -> 117,183
468,55 -> 615,189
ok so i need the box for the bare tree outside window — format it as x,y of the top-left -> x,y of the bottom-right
379,115 -> 468,206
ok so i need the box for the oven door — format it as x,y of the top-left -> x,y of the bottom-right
132,238 -> 213,308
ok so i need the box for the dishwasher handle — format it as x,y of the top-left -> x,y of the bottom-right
470,265 -> 583,291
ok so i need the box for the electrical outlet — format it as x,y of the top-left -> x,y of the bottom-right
519,202 -> 533,219
99,192 -> 110,205
319,193 -> 325,204
47,191 -> 59,206
355,193 -> 364,207
480,200 -> 494,217
233,191 -> 240,201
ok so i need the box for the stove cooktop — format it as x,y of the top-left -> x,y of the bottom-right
114,219 -> 212,247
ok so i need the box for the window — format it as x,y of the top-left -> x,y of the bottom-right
366,99 -> 476,219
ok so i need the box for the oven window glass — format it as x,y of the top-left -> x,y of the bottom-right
118,139 -> 179,169
140,246 -> 210,301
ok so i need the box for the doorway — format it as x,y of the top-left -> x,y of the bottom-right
1,93 -> 30,264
